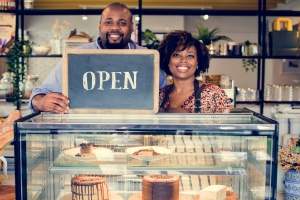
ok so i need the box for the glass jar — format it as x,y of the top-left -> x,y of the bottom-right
273,84 -> 283,101
23,75 -> 39,99
0,72 -> 13,98
264,84 -> 273,101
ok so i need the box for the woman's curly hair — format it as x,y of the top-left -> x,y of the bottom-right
157,30 -> 210,77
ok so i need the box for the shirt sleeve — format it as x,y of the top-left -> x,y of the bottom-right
214,87 -> 234,112
200,84 -> 234,113
28,60 -> 63,113
159,69 -> 168,89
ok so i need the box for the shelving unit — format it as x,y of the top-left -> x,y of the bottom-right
1,0 -> 300,114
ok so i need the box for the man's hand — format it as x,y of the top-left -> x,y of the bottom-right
32,93 -> 70,114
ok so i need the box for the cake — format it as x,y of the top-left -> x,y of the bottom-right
225,192 -> 239,200
198,185 -> 227,200
71,175 -> 109,200
75,143 -> 94,157
80,143 -> 93,154
142,175 -> 180,200
133,148 -> 160,156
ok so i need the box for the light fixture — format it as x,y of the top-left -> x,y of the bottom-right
203,14 -> 209,20
82,15 -> 88,20
135,16 -> 140,21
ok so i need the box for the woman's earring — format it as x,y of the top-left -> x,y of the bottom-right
196,66 -> 199,69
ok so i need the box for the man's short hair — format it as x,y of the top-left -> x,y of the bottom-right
101,2 -> 133,22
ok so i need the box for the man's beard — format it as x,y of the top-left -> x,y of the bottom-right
105,34 -> 126,49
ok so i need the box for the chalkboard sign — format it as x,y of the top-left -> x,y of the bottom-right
62,49 -> 159,114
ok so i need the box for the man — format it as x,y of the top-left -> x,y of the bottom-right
29,2 -> 168,114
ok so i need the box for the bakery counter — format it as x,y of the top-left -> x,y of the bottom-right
14,108 -> 278,200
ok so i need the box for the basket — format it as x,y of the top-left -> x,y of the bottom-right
203,74 -> 222,86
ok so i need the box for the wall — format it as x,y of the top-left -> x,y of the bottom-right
185,15 -> 259,89
18,10 -> 300,90
25,15 -> 259,89
25,15 -> 184,86
24,15 -> 101,86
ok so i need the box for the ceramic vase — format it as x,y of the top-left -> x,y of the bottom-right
285,170 -> 300,199
50,38 -> 62,55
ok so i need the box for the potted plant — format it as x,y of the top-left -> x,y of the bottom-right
142,29 -> 161,49
193,20 -> 232,45
5,39 -> 32,109
242,40 -> 258,72
242,58 -> 257,72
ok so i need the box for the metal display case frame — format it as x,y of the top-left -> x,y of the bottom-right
14,108 -> 278,200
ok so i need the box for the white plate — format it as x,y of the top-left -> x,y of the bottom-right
63,147 -> 113,161
125,146 -> 173,161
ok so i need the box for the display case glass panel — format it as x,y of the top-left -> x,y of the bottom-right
14,108 -> 278,200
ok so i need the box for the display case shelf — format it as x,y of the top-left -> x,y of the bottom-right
27,186 -> 43,200
26,150 -> 44,168
49,152 -> 247,176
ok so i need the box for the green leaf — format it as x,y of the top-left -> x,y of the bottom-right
141,29 -> 161,49
193,20 -> 232,45
5,39 -> 32,109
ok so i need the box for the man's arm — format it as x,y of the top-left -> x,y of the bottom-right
28,60 -> 65,113
31,93 -> 69,113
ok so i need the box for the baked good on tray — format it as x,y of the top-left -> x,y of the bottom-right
75,143 -> 94,157
71,175 -> 108,200
197,185 -> 239,200
133,147 -> 160,156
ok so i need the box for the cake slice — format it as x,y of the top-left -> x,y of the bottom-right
199,185 -> 227,200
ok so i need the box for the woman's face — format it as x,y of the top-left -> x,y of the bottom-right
168,45 -> 198,80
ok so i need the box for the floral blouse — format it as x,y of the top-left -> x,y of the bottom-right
159,83 -> 234,113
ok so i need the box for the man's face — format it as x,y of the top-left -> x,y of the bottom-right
99,6 -> 133,49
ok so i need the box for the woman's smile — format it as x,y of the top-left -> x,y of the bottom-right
176,65 -> 190,72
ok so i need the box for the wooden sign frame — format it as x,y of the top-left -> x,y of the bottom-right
62,49 -> 159,114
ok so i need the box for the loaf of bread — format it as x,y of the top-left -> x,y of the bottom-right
0,110 -> 21,149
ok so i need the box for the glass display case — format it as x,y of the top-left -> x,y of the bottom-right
14,108 -> 278,200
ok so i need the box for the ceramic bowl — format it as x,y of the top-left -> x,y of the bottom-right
32,45 -> 51,55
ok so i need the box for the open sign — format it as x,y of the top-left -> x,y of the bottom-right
62,49 -> 159,114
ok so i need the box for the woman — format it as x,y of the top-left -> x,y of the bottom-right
157,30 -> 233,113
